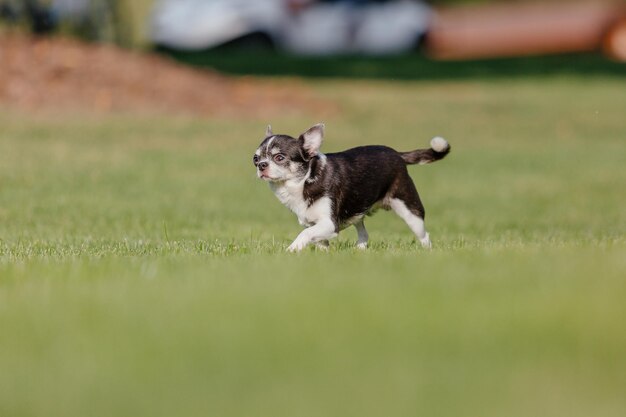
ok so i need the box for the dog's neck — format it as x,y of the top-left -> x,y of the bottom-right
268,154 -> 327,224
269,177 -> 308,225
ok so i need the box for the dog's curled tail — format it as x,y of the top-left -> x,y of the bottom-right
400,137 -> 451,165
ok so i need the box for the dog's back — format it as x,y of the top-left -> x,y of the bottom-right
321,146 -> 408,223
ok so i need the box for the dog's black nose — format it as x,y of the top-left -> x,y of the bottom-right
258,162 -> 269,170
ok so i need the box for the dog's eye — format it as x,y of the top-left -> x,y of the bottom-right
253,155 -> 260,165
273,154 -> 286,163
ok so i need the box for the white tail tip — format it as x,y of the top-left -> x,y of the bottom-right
430,136 -> 449,153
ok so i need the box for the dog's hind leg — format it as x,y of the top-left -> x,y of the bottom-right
354,219 -> 369,249
388,174 -> 431,249
390,198 -> 431,248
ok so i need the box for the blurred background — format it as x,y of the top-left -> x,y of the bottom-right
1,0 -> 625,115
2,0 -> 626,65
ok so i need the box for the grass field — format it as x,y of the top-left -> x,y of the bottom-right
1,74 -> 625,416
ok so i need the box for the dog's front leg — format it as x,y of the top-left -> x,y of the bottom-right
287,219 -> 337,252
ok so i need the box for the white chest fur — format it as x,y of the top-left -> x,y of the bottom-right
269,181 -> 331,227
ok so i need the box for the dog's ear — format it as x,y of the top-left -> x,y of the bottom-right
299,123 -> 324,159
265,125 -> 273,137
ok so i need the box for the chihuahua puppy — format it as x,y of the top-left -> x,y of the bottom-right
253,124 -> 450,252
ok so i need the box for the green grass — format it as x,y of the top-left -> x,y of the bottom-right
1,75 -> 626,417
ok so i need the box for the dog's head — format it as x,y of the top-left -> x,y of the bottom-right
253,123 -> 324,182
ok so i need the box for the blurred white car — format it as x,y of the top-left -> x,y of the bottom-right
151,0 -> 432,55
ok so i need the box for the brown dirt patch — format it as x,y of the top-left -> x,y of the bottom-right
0,34 -> 334,117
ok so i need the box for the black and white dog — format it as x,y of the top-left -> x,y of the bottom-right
253,124 -> 450,252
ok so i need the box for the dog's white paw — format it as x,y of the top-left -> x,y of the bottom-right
356,242 -> 368,250
287,244 -> 300,253
420,233 -> 432,249
287,240 -> 307,253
